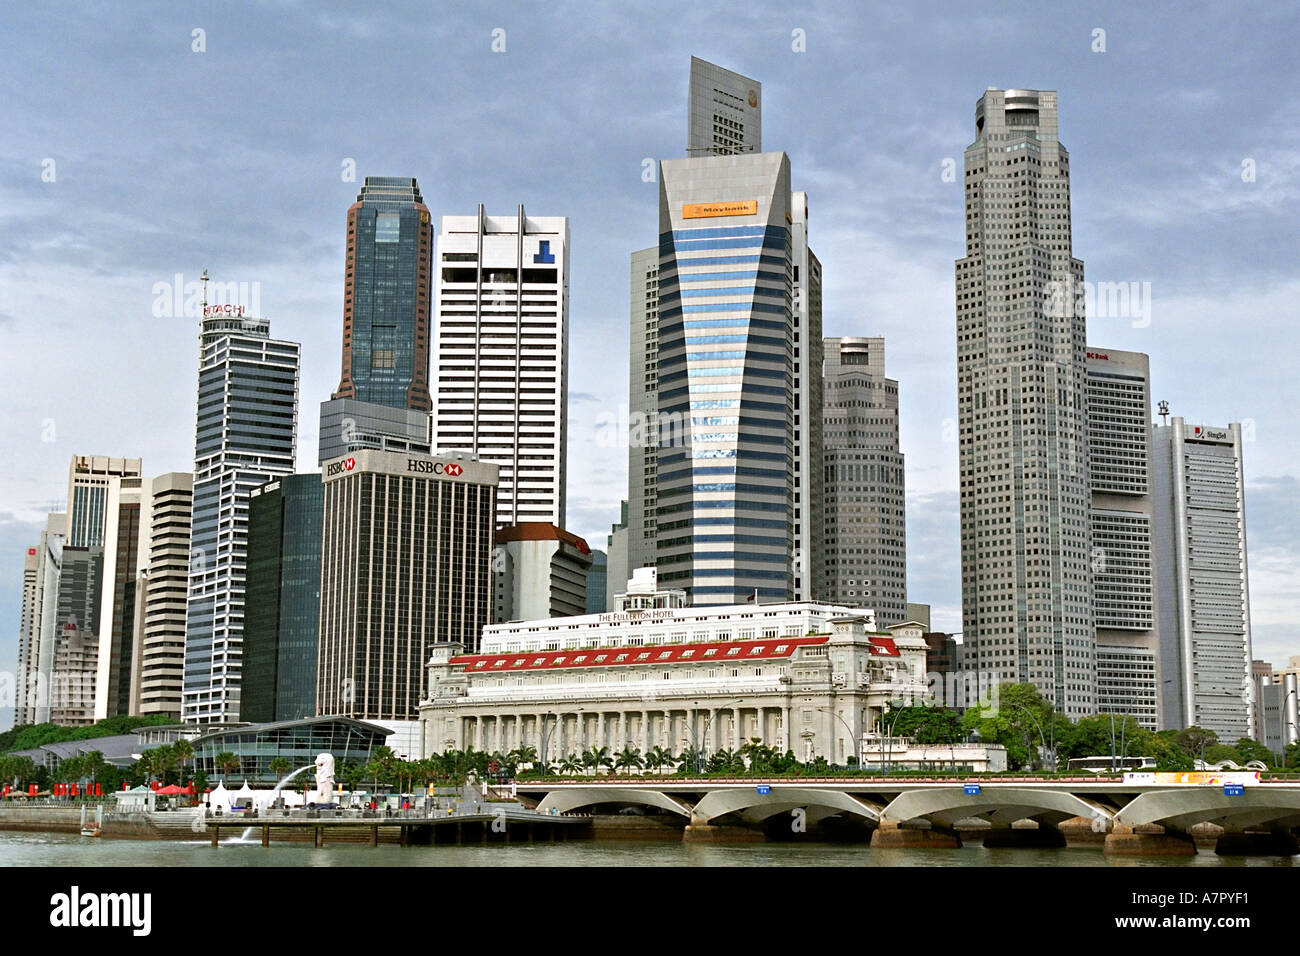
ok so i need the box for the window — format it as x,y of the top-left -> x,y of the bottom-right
703,649 -> 718,657
681,650 -> 695,658
726,648 -> 741,657
375,213 -> 400,243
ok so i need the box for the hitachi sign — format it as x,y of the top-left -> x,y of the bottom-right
407,459 -> 464,476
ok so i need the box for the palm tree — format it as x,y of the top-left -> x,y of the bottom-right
172,739 -> 195,787
613,746 -> 644,776
644,746 -> 674,775
79,750 -> 107,791
150,745 -> 178,786
582,746 -> 613,776
134,750 -> 153,786
214,751 -> 240,783
510,745 -> 539,775
676,746 -> 702,775
558,753 -> 583,775
267,757 -> 293,784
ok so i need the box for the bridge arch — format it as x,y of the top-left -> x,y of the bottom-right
534,787 -> 692,818
880,787 -> 1111,828
691,787 -> 881,826
1115,789 -> 1300,831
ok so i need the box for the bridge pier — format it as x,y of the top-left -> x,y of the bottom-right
682,822 -> 766,843
982,821 -> 1066,849
870,821 -> 961,849
314,826 -> 324,848
1214,827 -> 1300,857
261,826 -> 269,847
210,826 -> 219,848
1104,823 -> 1195,856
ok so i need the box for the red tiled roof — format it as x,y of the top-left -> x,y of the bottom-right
449,634 -> 900,673
452,635 -> 830,672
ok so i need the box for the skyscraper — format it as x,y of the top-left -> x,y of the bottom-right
655,150 -> 795,604
627,246 -> 661,574
242,474 -> 323,724
128,472 -> 193,719
822,337 -> 907,624
26,513 -> 65,725
15,546 -> 40,728
184,298 -> 299,724
1086,348 -> 1160,728
790,192 -> 824,603
333,177 -> 432,412
317,450 -> 497,756
955,89 -> 1095,718
433,206 -> 569,527
687,56 -> 761,156
1153,418 -> 1253,738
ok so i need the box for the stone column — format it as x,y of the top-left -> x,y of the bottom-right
641,710 -> 650,756
732,706 -> 742,752
782,705 -> 791,753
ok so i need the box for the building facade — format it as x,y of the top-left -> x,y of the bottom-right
129,473 -> 193,718
626,246 -> 660,575
1153,418 -> 1253,738
790,192 -> 824,603
317,450 -> 498,753
687,56 -> 761,157
15,546 -> 40,727
955,88 -> 1095,719
492,523 -> 592,623
184,305 -> 300,724
655,149 -> 795,605
822,337 -> 907,624
26,513 -> 66,725
1086,347 -> 1159,728
433,206 -> 569,528
420,574 -> 926,765
242,474 -> 324,724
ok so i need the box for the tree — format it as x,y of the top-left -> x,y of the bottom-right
558,753 -> 583,775
644,746 -> 674,775
267,757 -> 293,782
1233,738 -> 1275,768
960,683 -> 1055,770
613,746 -> 644,775
1173,726 -> 1219,763
1283,741 -> 1300,771
582,746 -> 613,776
214,751 -> 240,782
674,746 -> 702,775
172,739 -> 195,786
881,706 -> 963,745
149,744 -> 178,785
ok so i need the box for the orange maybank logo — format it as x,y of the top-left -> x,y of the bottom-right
682,201 -> 758,219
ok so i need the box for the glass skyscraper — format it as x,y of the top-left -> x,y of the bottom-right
654,151 -> 795,604
184,308 -> 299,724
242,474 -> 324,724
333,176 -> 432,412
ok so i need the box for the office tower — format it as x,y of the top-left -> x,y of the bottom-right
790,192 -> 824,602
627,247 -> 661,574
15,547 -> 40,727
822,337 -> 907,624
1258,657 -> 1299,754
184,298 -> 300,724
1086,348 -> 1160,727
687,56 -> 761,156
955,88 -> 1095,718
333,177 -> 432,411
586,550 -> 608,614
492,523 -> 593,623
655,149 -> 795,604
27,513 -> 66,725
128,473 -> 193,719
606,500 -> 630,613
92,475 -> 145,721
1153,418 -> 1253,738
433,206 -> 569,528
50,546 -> 102,725
317,450 -> 497,754
321,176 -> 433,463
242,474 -> 324,724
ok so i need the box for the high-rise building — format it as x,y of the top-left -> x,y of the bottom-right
1257,657 -> 1299,754
317,450 -> 498,756
1086,348 -> 1160,728
655,149 -> 795,605
822,337 -> 907,624
27,513 -> 66,725
321,176 -> 433,463
433,206 -> 569,528
586,550 -> 608,615
50,545 -> 102,726
955,88 -> 1095,718
242,474 -> 324,724
184,301 -> 299,724
1153,418 -> 1253,738
128,473 -> 193,719
606,500 -> 630,613
687,56 -> 761,156
627,246 -> 660,574
790,192 -> 824,602
15,546 -> 41,727
333,177 -> 432,412
492,523 -> 592,623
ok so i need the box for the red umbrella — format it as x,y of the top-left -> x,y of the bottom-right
156,784 -> 185,795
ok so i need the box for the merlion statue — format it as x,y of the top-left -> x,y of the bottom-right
314,752 -> 335,806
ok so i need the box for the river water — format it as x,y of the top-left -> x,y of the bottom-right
0,831 -> 1294,866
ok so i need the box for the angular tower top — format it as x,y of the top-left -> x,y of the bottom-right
687,57 -> 761,156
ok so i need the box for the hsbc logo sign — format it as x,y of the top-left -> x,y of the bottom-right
325,457 -> 356,477
407,459 -> 464,477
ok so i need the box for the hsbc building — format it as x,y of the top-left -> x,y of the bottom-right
318,449 -> 498,755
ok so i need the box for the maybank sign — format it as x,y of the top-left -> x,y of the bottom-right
682,200 -> 758,219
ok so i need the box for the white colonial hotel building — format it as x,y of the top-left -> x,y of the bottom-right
419,570 -> 929,765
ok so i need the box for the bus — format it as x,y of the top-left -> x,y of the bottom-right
1067,756 -> 1156,774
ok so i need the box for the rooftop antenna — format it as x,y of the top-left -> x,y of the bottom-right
1157,400 -> 1170,426
200,269 -> 209,312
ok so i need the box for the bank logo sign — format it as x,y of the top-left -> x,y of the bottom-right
407,459 -> 463,476
324,457 -> 355,477
682,200 -> 758,219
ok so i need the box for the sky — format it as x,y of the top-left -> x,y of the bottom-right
2,1 -> 1297,730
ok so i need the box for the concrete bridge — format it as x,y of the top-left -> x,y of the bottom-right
516,777 -> 1300,855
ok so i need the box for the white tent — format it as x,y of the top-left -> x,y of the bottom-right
234,780 -> 255,808
208,781 -> 230,812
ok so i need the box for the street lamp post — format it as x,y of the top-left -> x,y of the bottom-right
882,708 -> 907,776
691,699 -> 740,774
1007,702 -> 1048,773
537,712 -> 558,777
818,707 -> 862,772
